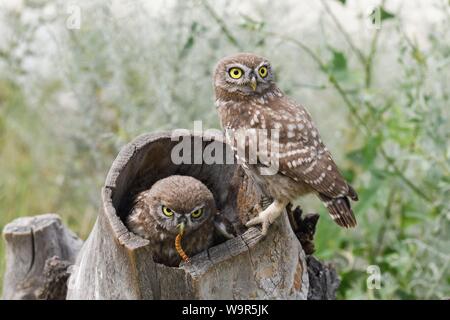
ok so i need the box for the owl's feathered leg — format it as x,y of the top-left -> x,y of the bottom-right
245,199 -> 289,235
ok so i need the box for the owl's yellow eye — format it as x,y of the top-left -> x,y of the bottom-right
191,208 -> 203,219
229,67 -> 243,79
162,206 -> 174,217
258,66 -> 268,78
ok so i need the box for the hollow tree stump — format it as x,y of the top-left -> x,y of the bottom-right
2,214 -> 83,300
66,131 -> 309,299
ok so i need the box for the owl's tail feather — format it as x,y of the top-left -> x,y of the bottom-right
318,193 -> 357,228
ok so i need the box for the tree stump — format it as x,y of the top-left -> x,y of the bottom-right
2,214 -> 83,300
66,131 -> 309,299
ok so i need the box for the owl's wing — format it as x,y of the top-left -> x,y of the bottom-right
259,97 -> 358,227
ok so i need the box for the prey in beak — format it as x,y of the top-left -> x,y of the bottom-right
175,221 -> 190,263
177,221 -> 185,236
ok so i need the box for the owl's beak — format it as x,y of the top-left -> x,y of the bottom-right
177,221 -> 185,236
250,77 -> 257,91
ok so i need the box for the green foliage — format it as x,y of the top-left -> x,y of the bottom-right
369,6 -> 396,25
379,7 -> 396,21
0,0 -> 449,299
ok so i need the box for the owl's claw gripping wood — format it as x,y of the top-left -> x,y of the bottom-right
245,200 -> 288,236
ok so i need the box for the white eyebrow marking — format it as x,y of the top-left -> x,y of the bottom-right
256,60 -> 269,69
189,204 -> 205,214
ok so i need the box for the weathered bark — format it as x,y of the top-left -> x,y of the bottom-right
66,131 -> 309,299
306,256 -> 340,300
2,214 -> 83,300
38,256 -> 73,300
286,203 -> 320,255
287,204 -> 340,300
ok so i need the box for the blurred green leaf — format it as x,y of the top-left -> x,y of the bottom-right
412,47 -> 426,65
339,269 -> 364,298
395,289 -> 416,300
255,38 -> 265,47
346,134 -> 382,169
379,7 -> 395,21
239,14 -> 265,31
385,109 -> 417,147
354,177 -> 384,214
179,22 -> 199,59
330,48 -> 347,72
179,36 -> 195,59
341,168 -> 355,183
369,6 -> 396,25
324,47 -> 349,81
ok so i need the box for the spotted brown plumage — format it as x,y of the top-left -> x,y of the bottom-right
214,53 -> 358,235
126,175 -> 218,267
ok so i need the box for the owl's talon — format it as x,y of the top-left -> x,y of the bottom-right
245,200 -> 287,236
261,221 -> 270,236
245,216 -> 262,227
245,215 -> 272,236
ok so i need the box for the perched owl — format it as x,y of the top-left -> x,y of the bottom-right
214,53 -> 358,235
126,175 -> 218,267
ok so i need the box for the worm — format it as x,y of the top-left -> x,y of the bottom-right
175,232 -> 190,263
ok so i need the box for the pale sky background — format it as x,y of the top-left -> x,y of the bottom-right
0,0 -> 446,47
0,0 -> 445,87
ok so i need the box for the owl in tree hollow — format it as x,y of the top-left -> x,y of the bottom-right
126,175 -> 219,267
214,53 -> 358,235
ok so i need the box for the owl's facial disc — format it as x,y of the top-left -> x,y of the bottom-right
222,61 -> 273,95
157,203 -> 209,235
